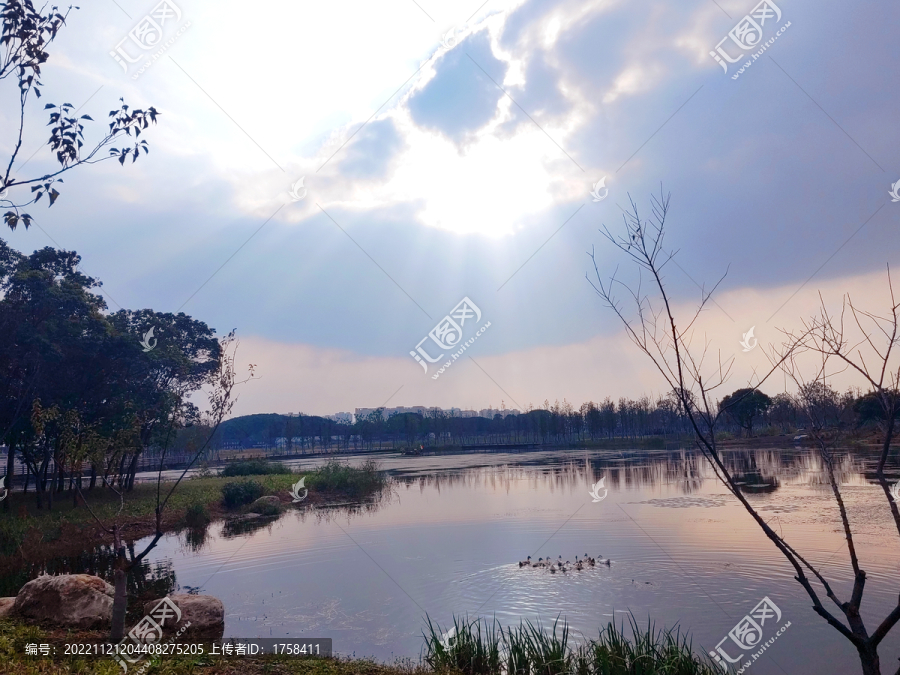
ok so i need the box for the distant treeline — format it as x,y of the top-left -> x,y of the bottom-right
199,387 -> 894,452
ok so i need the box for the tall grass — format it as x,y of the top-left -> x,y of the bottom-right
306,459 -> 387,497
423,614 -> 720,675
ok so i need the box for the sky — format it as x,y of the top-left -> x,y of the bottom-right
1,0 -> 898,416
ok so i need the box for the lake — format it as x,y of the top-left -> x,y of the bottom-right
16,446 -> 900,673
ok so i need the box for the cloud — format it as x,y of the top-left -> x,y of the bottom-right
4,0 -> 899,417
224,266 -> 898,417
408,29 -> 508,144
337,119 -> 405,179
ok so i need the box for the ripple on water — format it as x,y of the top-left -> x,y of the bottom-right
631,496 -> 730,508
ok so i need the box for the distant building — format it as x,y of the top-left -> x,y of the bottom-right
351,406 -> 521,421
355,406 -> 428,420
327,412 -> 353,424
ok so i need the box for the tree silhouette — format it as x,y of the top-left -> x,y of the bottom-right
720,388 -> 772,437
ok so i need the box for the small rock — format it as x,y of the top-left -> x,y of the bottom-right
14,574 -> 113,628
0,597 -> 15,617
227,512 -> 261,520
143,594 -> 224,639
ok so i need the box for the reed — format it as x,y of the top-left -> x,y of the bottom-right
423,614 -> 720,675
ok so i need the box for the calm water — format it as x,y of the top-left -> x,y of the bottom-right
14,447 -> 900,673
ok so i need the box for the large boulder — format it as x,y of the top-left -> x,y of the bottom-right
248,495 -> 282,514
0,597 -> 15,618
14,574 -> 113,627
143,594 -> 224,639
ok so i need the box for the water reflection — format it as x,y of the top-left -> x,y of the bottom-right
222,514 -> 282,539
389,446 -> 871,497
181,524 -> 212,552
1,445 -> 895,675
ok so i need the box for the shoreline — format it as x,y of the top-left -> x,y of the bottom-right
0,466 -> 387,579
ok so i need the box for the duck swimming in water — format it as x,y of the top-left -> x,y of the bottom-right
519,556 -> 532,567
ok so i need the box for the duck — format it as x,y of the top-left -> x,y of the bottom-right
575,560 -> 584,571
519,556 -> 532,567
549,564 -> 557,573
535,557 -> 546,568
585,553 -> 595,566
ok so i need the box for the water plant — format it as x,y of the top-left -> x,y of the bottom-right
423,614 -> 720,675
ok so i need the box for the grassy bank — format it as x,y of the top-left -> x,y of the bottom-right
0,460 -> 388,568
0,618 -> 421,675
0,613 -> 718,675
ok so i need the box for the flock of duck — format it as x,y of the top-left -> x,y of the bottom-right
518,554 -> 611,573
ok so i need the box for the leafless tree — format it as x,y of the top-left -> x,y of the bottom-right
792,272 -> 900,536
588,189 -> 899,675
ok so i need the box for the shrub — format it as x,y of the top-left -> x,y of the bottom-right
222,459 -> 291,477
183,503 -> 210,527
221,481 -> 265,508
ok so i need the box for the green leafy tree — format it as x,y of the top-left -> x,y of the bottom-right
719,388 -> 772,437
105,309 -> 222,489
0,243 -> 112,509
853,391 -> 900,426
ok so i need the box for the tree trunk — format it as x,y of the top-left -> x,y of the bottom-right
33,456 -> 48,510
116,453 -> 127,488
126,451 -> 141,491
73,470 -> 81,507
56,459 -> 64,493
856,644 -> 881,675
3,441 -> 14,512
110,565 -> 128,642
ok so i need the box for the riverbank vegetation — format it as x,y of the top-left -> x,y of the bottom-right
0,617 -> 419,675
0,613 -> 719,675
424,615 -> 718,675
0,461 -> 388,569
